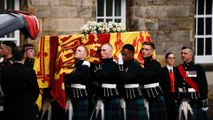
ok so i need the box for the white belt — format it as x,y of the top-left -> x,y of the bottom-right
124,84 -> 139,88
144,83 -> 159,89
70,84 -> 86,89
101,84 -> 116,88
178,88 -> 196,92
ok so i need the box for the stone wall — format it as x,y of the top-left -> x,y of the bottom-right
127,0 -> 195,66
29,0 -> 96,36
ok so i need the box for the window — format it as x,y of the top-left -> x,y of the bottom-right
96,0 -> 126,24
0,0 -> 20,45
195,0 -> 213,64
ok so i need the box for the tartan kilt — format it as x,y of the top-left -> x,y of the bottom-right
126,98 -> 148,120
179,101 -> 208,120
72,98 -> 89,120
104,97 -> 124,120
93,97 -> 124,120
148,95 -> 167,120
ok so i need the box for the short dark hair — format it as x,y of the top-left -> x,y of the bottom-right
122,44 -> 135,52
181,46 -> 194,56
13,46 -> 25,61
2,41 -> 16,49
165,52 -> 173,59
142,42 -> 155,50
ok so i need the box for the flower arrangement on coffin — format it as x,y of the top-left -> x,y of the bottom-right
80,21 -> 126,34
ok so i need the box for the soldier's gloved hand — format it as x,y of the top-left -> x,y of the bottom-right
118,53 -> 124,65
201,99 -> 208,111
82,61 -> 90,67
119,65 -> 125,72
174,100 -> 179,107
94,64 -> 102,73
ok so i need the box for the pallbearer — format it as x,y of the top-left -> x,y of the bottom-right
119,44 -> 148,120
91,43 -> 123,120
64,45 -> 91,120
140,42 -> 167,120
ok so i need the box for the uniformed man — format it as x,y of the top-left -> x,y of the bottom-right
140,42 -> 167,120
91,43 -> 123,120
0,41 -> 16,69
176,46 -> 208,120
23,44 -> 35,69
161,52 -> 178,120
0,41 -> 16,119
64,45 -> 90,120
119,44 -> 148,120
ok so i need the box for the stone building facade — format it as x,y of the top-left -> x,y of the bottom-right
26,0 -> 195,65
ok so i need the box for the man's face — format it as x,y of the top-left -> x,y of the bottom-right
74,46 -> 87,60
121,48 -> 134,62
166,54 -> 175,66
0,47 -> 3,57
100,44 -> 112,59
26,49 -> 35,59
1,44 -> 10,58
141,45 -> 153,58
181,48 -> 193,63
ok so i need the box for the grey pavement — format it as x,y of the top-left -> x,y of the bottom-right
207,100 -> 213,119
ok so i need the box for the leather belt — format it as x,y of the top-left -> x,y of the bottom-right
101,84 -> 116,88
124,84 -> 139,88
144,83 -> 159,88
70,84 -> 86,89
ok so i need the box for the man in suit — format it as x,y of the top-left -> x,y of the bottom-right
1,46 -> 39,120
161,52 -> 178,120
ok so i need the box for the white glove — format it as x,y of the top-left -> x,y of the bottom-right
82,60 -> 90,67
202,107 -> 208,111
118,53 -> 124,65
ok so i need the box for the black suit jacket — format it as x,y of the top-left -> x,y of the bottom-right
2,62 -> 39,120
161,66 -> 178,94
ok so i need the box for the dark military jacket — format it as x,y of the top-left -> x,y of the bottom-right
176,61 -> 208,100
24,58 -> 34,69
64,60 -> 90,85
141,56 -> 162,84
119,59 -> 142,84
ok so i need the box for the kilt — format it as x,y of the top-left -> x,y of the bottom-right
126,98 -> 148,120
104,97 -> 123,120
148,95 -> 167,120
179,101 -> 208,120
72,98 -> 89,120
93,97 -> 123,120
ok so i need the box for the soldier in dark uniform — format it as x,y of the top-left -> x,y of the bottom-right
1,46 -> 39,120
0,41 -> 16,119
176,46 -> 208,120
64,45 -> 90,120
0,41 -> 16,69
119,44 -> 148,120
91,43 -> 123,120
161,52 -> 178,120
140,42 -> 167,120
23,44 -> 35,69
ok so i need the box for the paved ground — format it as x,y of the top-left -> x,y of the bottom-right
207,100 -> 213,119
